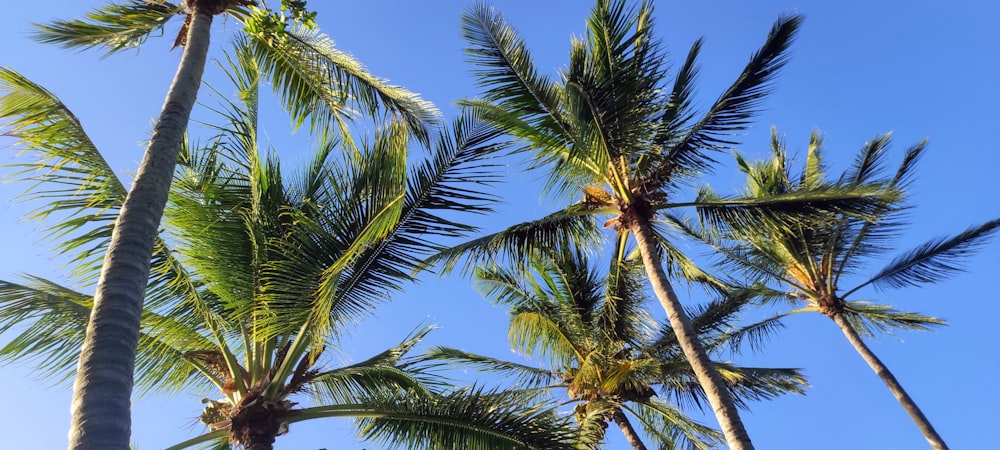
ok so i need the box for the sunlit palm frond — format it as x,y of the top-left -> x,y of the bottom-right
461,2 -> 569,140
627,400 -> 722,450
305,387 -> 578,450
691,183 -> 891,237
424,347 -> 559,389
660,363 -> 806,411
311,326 -> 439,402
31,0 -> 184,55
0,277 -> 92,383
841,301 -> 945,338
425,206 -> 602,275
0,67 -> 126,279
0,276 -> 214,395
243,26 -> 440,139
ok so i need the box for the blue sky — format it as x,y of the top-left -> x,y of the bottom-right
1,1 -> 998,449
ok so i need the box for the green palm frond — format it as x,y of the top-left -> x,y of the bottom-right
425,206 -> 602,274
0,66 -> 126,279
0,277 -> 92,383
627,401 -> 722,450
423,347 -> 559,389
841,301 -> 945,338
849,218 -> 1000,294
661,362 -> 806,411
293,387 -> 578,450
656,15 -> 802,183
0,67 -> 211,325
0,276 -> 215,395
31,0 -> 184,55
243,26 -> 440,139
509,310 -> 584,369
460,2 -> 570,144
691,183 -> 891,236
311,326 -> 439,402
163,429 -> 229,450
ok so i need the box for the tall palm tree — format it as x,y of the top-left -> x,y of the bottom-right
425,2 -> 888,447
27,2 -> 440,448
0,46 -> 579,449
691,129 -> 1000,449
428,240 -> 807,449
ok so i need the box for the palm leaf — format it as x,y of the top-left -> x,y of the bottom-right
849,218 -> 1000,294
424,206 -> 602,274
293,387 -> 578,450
31,0 -> 184,55
658,14 -> 802,180
627,400 -> 722,450
424,347 -> 559,389
244,26 -> 440,140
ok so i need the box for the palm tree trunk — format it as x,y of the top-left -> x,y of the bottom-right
828,311 -> 949,450
630,216 -> 754,450
611,408 -> 648,450
67,10 -> 214,450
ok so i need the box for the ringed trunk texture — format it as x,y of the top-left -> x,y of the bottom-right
611,408 -> 648,450
630,216 -> 754,450
829,311 -> 949,450
67,10 -> 214,450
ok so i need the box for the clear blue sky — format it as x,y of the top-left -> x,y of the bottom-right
1,1 -> 998,449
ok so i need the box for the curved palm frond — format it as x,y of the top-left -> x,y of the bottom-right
627,400 -> 722,450
291,387 -> 579,450
31,0 -> 184,55
849,218 -> 1000,294
424,205 -> 603,275
656,15 -> 802,184
423,347 -> 560,389
460,2 -> 570,146
242,26 -> 440,140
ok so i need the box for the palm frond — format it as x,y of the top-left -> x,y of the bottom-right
423,206 -> 602,275
660,14 -> 802,180
691,184 -> 890,236
293,387 -> 578,450
423,347 -> 559,389
461,2 -> 570,143
32,0 -> 184,55
841,301 -> 945,338
627,400 -> 722,450
243,25 -> 440,139
849,218 -> 1000,294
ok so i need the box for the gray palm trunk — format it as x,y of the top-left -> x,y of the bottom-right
610,408 -> 648,450
68,9 -> 214,450
828,311 -> 949,450
630,215 -> 754,450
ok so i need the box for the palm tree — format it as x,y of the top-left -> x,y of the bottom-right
429,240 -> 808,450
421,2 -> 893,448
27,2 -> 438,447
0,47 -> 579,449
691,129 -> 1000,449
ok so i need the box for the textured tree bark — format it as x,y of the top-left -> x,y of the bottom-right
829,311 -> 950,450
630,216 -> 754,450
610,408 -> 648,450
67,10 -> 214,450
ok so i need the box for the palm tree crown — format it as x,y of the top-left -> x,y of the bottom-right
695,128 -> 1000,449
429,242 -> 807,450
0,44 -> 580,449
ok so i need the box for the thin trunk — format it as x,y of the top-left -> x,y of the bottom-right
611,408 -> 647,450
67,10 -> 214,450
630,217 -> 754,450
829,311 -> 949,450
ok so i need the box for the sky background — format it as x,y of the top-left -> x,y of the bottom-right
1,1 -> 998,449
